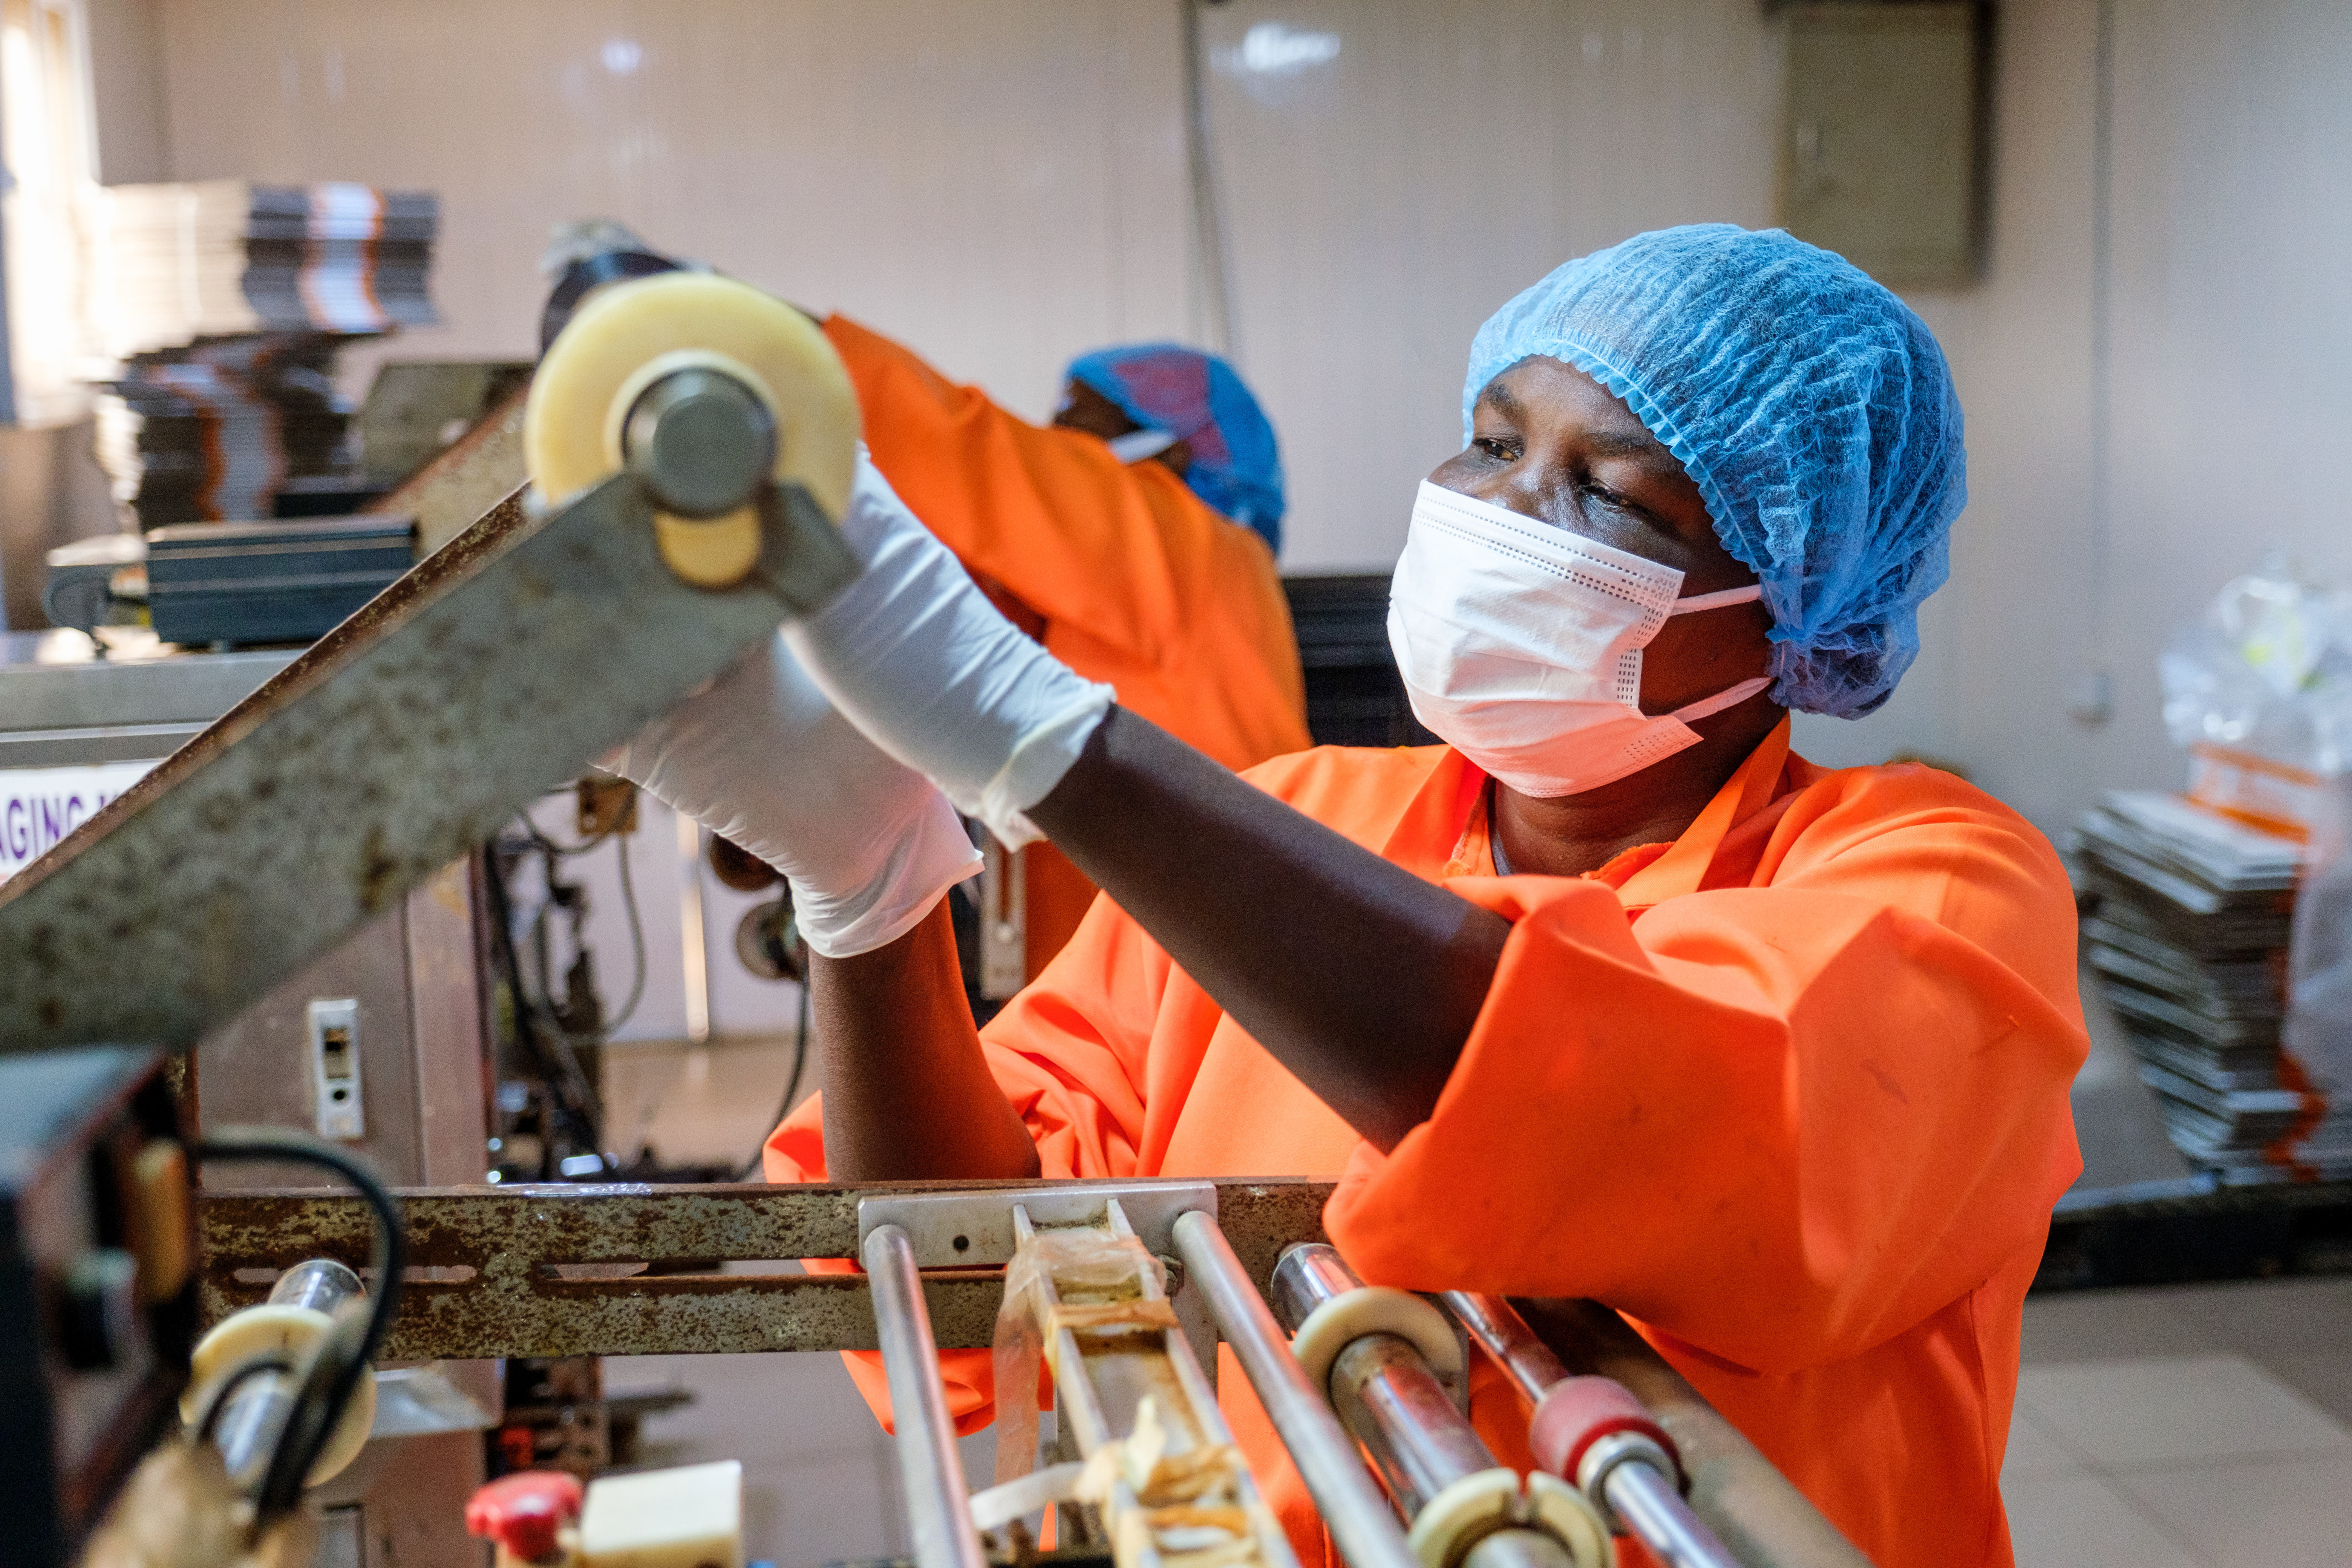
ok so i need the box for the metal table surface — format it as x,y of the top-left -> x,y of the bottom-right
0,631 -> 298,767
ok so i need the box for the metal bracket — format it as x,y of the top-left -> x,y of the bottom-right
858,1180 -> 1221,1380
856,1179 -> 1217,1267
0,470 -> 856,1052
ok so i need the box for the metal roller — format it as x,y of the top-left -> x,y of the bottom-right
1268,1246 -> 1610,1568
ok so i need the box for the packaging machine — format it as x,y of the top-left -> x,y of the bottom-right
2,271 -> 1869,1568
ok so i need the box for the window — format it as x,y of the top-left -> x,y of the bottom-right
0,0 -> 93,426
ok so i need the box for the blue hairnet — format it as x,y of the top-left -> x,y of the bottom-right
1462,225 -> 1965,718
1066,344 -> 1286,555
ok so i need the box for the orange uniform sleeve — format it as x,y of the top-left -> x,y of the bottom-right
824,314 -> 1265,674
1324,771 -> 2089,1377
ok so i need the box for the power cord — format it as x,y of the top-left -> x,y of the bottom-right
737,976 -> 810,1180
190,1128 -> 404,1525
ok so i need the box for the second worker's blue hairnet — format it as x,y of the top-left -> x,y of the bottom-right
1462,224 -> 1965,718
1066,344 -> 1286,555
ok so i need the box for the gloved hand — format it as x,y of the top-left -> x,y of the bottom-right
783,453 -> 1115,847
606,628 -> 980,959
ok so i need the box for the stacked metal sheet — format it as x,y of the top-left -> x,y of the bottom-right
2075,791 -> 2305,1177
80,182 -> 437,528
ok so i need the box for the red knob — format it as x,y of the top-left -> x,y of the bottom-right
466,1470 -> 585,1563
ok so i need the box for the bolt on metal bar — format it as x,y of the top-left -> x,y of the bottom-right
1170,1211 -> 1419,1568
1267,1245 -> 1574,1568
1444,1292 -> 1739,1568
863,1223 -> 986,1568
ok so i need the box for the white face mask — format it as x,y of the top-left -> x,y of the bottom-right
1105,426 -> 1180,464
1387,480 -> 1771,798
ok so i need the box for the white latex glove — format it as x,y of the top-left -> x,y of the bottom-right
783,453 -> 1115,848
607,629 -> 980,959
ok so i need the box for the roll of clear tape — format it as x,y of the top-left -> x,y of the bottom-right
525,271 -> 860,588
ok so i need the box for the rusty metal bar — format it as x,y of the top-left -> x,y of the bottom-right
199,1178 -> 1334,1360
0,469 -> 856,1054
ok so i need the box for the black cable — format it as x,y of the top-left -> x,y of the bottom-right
739,971 -> 810,1180
481,834 -> 602,1155
191,1353 -> 293,1444
191,1129 -> 405,1524
520,814 -> 649,1041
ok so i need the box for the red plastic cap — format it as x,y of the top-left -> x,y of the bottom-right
1527,1375 -> 1678,1485
466,1471 -> 586,1563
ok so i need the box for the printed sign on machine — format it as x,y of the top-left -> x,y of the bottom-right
0,761 -> 158,883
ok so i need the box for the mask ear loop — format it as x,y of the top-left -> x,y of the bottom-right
1105,426 -> 1180,464
1658,583 -> 1771,721
1668,675 -> 1773,724
1666,583 -> 1764,614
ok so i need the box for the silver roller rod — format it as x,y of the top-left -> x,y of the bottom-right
1443,1292 -> 1769,1568
1609,1464 -> 1736,1568
210,1259 -> 368,1493
1169,1210 -> 1421,1568
1269,1246 -> 1575,1568
863,1224 -> 987,1568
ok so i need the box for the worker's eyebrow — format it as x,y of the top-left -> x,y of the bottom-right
1476,382 -> 1680,472
1584,426 -> 1681,471
1477,380 -> 1530,427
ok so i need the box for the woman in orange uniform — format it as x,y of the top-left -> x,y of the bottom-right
639,226 -> 2085,1568
821,322 -> 1309,977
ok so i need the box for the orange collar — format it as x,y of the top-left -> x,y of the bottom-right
1418,717 -> 1795,905
1609,716 -> 1793,905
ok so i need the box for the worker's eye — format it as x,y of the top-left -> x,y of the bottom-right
1472,435 -> 1520,463
1579,479 -> 1637,516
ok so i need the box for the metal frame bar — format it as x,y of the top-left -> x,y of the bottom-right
2035,1177 -> 2352,1291
1171,1212 -> 1419,1568
1509,1300 -> 1871,1568
1268,1246 -> 1576,1568
0,470 -> 853,1052
865,1223 -> 989,1568
198,1179 -> 1335,1361
1444,1293 -> 1737,1568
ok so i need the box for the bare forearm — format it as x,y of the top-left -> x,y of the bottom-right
1029,708 -> 1510,1150
812,899 -> 1041,1181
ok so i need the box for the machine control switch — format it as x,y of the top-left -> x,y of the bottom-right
308,997 -> 365,1140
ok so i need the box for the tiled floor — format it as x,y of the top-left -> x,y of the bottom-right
2006,1278 -> 2352,1566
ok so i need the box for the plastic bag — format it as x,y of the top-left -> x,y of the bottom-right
2165,557 -> 2352,1172
989,1228 -> 1165,1488
2282,775 -> 2352,1174
2160,554 -> 2352,837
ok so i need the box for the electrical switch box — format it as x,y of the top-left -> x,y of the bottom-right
309,996 -> 365,1140
1778,2 -> 1986,287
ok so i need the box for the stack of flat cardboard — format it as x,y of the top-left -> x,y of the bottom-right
93,336 -> 357,529
81,182 -> 436,527
82,181 -> 437,355
2075,791 -> 2306,1177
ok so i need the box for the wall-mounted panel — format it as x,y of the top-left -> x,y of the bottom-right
1779,2 -> 1984,287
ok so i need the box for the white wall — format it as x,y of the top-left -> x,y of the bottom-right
1198,0 -> 1782,573
150,0 -> 1195,421
130,0 -> 2352,836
